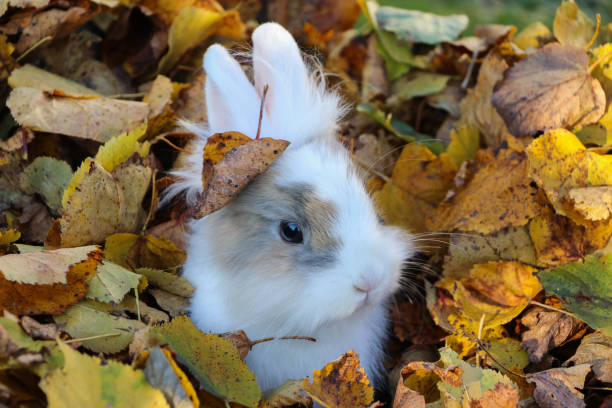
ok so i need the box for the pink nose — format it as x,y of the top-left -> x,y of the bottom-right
353,275 -> 377,293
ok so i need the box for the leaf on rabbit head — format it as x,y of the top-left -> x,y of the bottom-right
191,131 -> 290,219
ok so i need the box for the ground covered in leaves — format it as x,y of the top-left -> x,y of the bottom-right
0,0 -> 611,407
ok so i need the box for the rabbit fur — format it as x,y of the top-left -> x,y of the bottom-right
169,22 -> 414,392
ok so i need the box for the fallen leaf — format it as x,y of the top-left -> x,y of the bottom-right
429,137 -> 544,234
477,336 -> 529,372
390,72 -> 450,101
538,255 -> 612,335
0,246 -> 102,315
553,0 -> 595,48
521,306 -> 586,363
153,315 -> 261,408
19,316 -> 60,340
459,49 -> 509,148
264,380 -> 313,408
391,301 -> 446,345
0,229 -> 21,245
566,331 -> 612,383
86,260 -> 142,304
446,123 -> 479,168
526,128 -> 612,219
450,261 -> 542,328
19,157 -> 73,214
0,0 -> 50,17
173,75 -> 207,123
0,317 -> 52,357
513,21 -> 553,51
54,300 -> 145,353
136,267 -> 194,297
143,346 -> 200,408
529,208 -> 586,266
301,350 -> 374,408
492,43 -> 605,136
7,87 -> 149,143
104,233 -> 186,270
149,288 -> 189,317
193,132 -> 290,218
526,364 -> 591,408
569,186 -> 612,221
8,64 -> 101,97
443,226 -> 537,279
40,341 -> 169,408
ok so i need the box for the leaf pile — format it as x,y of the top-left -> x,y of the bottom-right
1,0 -> 612,407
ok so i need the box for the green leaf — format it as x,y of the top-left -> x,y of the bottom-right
356,102 -> 444,154
87,260 -> 141,303
153,316 -> 261,407
40,341 -> 169,408
0,317 -> 53,354
376,6 -> 468,45
391,72 -> 451,100
19,157 -> 73,213
539,255 -> 612,335
54,300 -> 145,353
136,267 -> 194,297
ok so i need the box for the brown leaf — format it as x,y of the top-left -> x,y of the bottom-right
193,132 -> 290,218
392,376 -> 426,408
492,43 -> 605,136
528,208 -> 586,266
301,350 -> 374,408
569,186 -> 612,222
264,379 -> 313,408
104,233 -> 186,270
173,75 -> 207,123
428,136 -> 545,234
148,288 -> 189,317
0,246 -> 102,315
566,331 -> 612,383
459,49 -> 510,147
19,316 -> 60,340
391,301 -> 446,345
220,330 -> 251,360
527,364 -> 591,408
520,306 -> 586,363
7,88 -> 149,143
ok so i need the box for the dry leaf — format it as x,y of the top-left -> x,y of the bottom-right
566,331 -> 612,383
265,380 -> 313,408
193,132 -> 290,218
529,208 -> 586,266
104,233 -> 186,270
7,88 -> 149,143
553,0 -> 595,48
8,64 -> 101,97
492,43 -> 605,136
569,186 -> 612,221
527,364 -> 591,408
301,350 -> 374,408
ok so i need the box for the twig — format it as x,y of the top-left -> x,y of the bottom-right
529,300 -> 576,318
476,313 -> 486,367
584,14 -> 601,51
142,170 -> 157,234
16,36 -> 53,62
64,332 -> 121,344
249,335 -> 317,348
107,92 -> 147,99
255,84 -> 269,140
461,49 -> 480,89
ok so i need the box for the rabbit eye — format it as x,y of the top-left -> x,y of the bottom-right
279,220 -> 303,244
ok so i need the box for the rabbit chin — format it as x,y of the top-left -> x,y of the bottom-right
183,243 -> 392,392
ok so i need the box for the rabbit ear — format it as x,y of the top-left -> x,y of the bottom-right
203,44 -> 262,136
252,23 -> 344,146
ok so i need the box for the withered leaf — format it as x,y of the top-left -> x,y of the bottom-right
566,331 -> 612,383
7,87 -> 149,143
193,132 -> 290,219
492,43 -> 606,136
0,247 -> 102,315
104,233 -> 186,270
527,364 -> 591,408
301,350 -> 374,408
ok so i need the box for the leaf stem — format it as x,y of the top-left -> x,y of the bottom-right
588,47 -> 612,74
255,84 -> 269,140
64,332 -> 121,344
529,300 -> 576,318
16,36 -> 53,62
476,338 -> 526,379
584,14 -> 601,51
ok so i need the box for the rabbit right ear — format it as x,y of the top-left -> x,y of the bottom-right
203,44 -> 262,136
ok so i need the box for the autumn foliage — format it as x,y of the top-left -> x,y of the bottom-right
0,0 -> 611,407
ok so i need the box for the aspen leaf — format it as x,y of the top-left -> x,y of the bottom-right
40,341 -> 169,408
6,87 -> 149,143
566,331 -> 612,383
429,137 -> 544,234
86,261 -> 142,304
153,315 -> 261,408
301,350 -> 374,408
54,300 -> 145,353
0,247 -> 102,315
104,233 -> 186,270
539,255 -> 612,335
526,364 -> 591,408
446,123 -> 479,168
492,44 -> 605,136
193,131 -> 290,218
553,0 -> 595,48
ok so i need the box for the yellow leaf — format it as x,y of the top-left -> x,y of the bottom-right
528,208 -> 586,266
301,350 -> 374,408
526,128 -> 612,220
446,124 -> 479,168
453,261 -> 542,328
105,233 -> 186,270
8,64 -> 101,97
553,0 -> 595,48
0,229 -> 20,245
513,21 -> 552,51
40,341 -> 169,408
157,7 -> 225,74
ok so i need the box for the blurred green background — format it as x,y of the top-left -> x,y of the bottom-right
365,0 -> 611,33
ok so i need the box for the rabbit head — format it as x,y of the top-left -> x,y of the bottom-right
174,23 -> 414,391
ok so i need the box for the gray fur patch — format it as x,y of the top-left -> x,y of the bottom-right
206,170 -> 341,273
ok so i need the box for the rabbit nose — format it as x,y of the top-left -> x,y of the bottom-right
353,274 -> 379,294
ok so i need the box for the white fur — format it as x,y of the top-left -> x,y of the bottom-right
170,23 -> 413,391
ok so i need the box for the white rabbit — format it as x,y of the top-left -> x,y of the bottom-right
168,22 -> 414,392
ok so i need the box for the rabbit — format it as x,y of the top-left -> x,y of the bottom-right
167,22 -> 414,392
